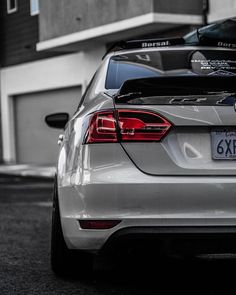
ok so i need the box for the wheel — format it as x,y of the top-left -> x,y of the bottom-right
51,177 -> 94,277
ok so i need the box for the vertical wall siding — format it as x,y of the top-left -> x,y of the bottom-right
0,0 -> 57,67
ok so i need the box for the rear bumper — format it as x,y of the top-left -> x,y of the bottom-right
58,174 -> 236,251
101,226 -> 236,255
57,144 -> 236,251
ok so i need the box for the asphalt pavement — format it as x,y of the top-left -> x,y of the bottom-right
0,175 -> 236,295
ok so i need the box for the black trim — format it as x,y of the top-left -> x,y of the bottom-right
101,226 -> 236,255
115,76 -> 236,104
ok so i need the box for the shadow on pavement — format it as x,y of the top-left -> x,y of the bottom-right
63,253 -> 236,294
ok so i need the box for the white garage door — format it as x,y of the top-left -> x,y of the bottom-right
14,87 -> 81,165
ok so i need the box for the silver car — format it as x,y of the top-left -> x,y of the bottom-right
46,19 -> 236,275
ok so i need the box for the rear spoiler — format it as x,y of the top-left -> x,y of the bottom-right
103,18 -> 236,59
115,76 -> 236,105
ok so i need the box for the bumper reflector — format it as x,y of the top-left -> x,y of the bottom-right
79,220 -> 121,230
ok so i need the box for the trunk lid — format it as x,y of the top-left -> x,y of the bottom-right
114,76 -> 236,175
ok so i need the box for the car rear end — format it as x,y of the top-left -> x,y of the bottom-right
58,44 -> 236,257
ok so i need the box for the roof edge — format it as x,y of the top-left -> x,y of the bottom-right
37,12 -> 203,52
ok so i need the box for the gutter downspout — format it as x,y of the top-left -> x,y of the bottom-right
202,0 -> 209,26
0,69 -> 2,163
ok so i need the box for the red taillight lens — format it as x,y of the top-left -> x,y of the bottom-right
85,110 -> 171,143
118,110 -> 171,141
86,111 -> 118,143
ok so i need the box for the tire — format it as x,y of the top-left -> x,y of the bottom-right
51,177 -> 94,277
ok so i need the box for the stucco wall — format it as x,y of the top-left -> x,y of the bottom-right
0,46 -> 105,162
39,0 -> 153,41
208,0 -> 236,22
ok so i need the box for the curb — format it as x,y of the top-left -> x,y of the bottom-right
0,165 -> 56,180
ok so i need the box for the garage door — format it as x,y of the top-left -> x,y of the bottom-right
14,87 -> 81,165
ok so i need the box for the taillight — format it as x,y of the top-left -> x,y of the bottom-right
85,110 -> 171,143
86,111 -> 117,143
118,110 -> 171,141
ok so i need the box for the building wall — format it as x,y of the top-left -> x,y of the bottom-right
208,0 -> 236,22
0,46 -> 105,163
0,0 -> 57,67
39,0 -> 205,43
153,0 -> 204,15
39,0 -> 153,41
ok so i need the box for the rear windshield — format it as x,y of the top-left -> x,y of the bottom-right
105,49 -> 236,89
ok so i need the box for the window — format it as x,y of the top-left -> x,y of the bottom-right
105,50 -> 236,89
7,0 -> 18,14
30,0 -> 39,16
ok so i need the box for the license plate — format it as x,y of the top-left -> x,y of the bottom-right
211,129 -> 236,160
